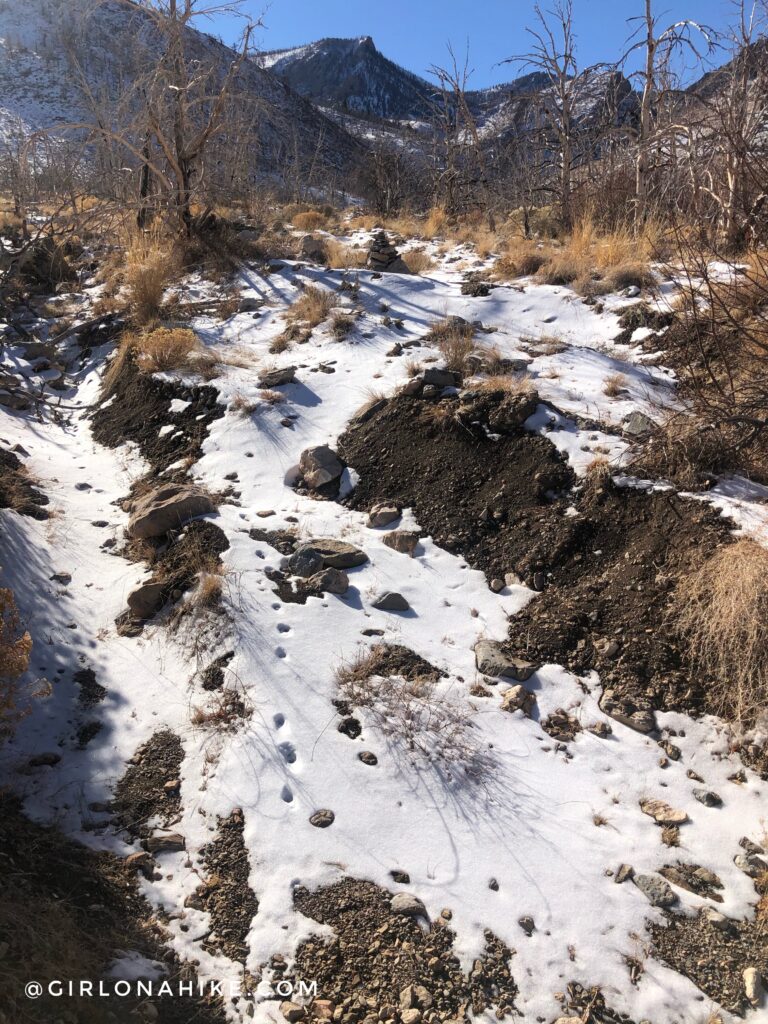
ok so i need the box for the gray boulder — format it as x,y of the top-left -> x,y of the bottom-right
299,538 -> 368,569
390,893 -> 427,917
372,591 -> 410,612
126,581 -> 166,619
306,567 -> 349,595
474,640 -> 536,681
367,502 -> 401,528
633,874 -> 678,908
299,446 -> 344,489
127,484 -> 215,539
259,365 -> 296,388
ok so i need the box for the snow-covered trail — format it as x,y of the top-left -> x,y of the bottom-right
2,250 -> 768,1023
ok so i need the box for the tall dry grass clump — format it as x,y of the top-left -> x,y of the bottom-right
671,539 -> 768,722
426,317 -> 475,373
123,232 -> 181,325
292,209 -> 327,231
326,239 -> 367,269
286,285 -> 334,327
403,248 -> 435,274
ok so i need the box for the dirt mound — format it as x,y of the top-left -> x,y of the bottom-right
112,729 -> 184,839
338,394 -> 573,584
92,357 -> 224,477
0,447 -> 49,519
338,392 -> 742,726
288,878 -> 517,1023
504,485 -> 733,718
193,809 -> 259,964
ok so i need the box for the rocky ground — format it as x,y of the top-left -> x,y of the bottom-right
1,222 -> 768,1024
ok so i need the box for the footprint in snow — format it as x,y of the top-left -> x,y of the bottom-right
278,741 -> 297,765
280,784 -> 294,803
273,712 -> 285,729
277,623 -> 291,634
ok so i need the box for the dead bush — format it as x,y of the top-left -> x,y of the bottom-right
335,646 -> 488,777
331,311 -> 356,339
671,539 -> 768,722
603,372 -> 627,397
633,414 -> 749,489
133,327 -> 203,374
608,263 -> 656,291
123,233 -> 181,324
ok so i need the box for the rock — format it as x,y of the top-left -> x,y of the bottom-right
500,685 -> 536,715
474,640 -> 536,681
490,578 -> 504,592
288,547 -> 325,578
702,907 -> 733,932
633,874 -> 678,908
367,502 -> 401,528
0,390 -> 31,410
280,1001 -> 306,1022
297,234 -> 328,263
367,231 -> 411,274
640,798 -> 688,825
299,446 -> 344,489
309,809 -> 335,828
740,836 -> 765,855
623,411 -> 658,438
238,296 -> 263,313
615,864 -> 634,884
126,581 -> 166,619
400,985 -> 432,1011
461,277 -> 491,297
312,1000 -> 335,1021
744,967 -> 763,1007
127,484 -> 215,540
518,916 -> 535,936
358,751 -> 378,766
259,365 -> 296,388
693,788 -> 722,807
299,538 -> 368,569
390,893 -> 427,918
28,752 -> 61,768
125,851 -> 154,877
422,367 -> 460,388
306,568 -> 349,595
50,571 -> 72,585
401,1011 -> 421,1024
372,591 -> 410,611
600,690 -> 656,733
144,833 -> 185,853
382,531 -> 420,556
587,721 -> 612,738
735,853 -> 768,878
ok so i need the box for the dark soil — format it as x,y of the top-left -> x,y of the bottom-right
287,878 -> 517,1023
112,729 -> 184,839
338,393 -> 574,585
194,809 -> 259,963
650,903 -> 768,1014
92,356 -> 224,478
359,643 -> 444,683
74,666 -> 107,707
200,651 -> 235,691
150,520 -> 230,595
338,392 -> 739,724
0,796 -> 226,1024
0,447 -> 49,519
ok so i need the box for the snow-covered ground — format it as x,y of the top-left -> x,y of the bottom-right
2,231 -> 768,1023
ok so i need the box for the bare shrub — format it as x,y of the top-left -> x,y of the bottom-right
331,312 -> 356,339
335,647 -> 488,778
671,539 -> 768,722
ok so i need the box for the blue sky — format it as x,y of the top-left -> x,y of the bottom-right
205,0 -> 736,88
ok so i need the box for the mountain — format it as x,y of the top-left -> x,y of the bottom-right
259,37 -> 437,123
0,0 -> 364,180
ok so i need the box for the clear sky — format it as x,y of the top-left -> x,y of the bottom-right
203,0 -> 738,88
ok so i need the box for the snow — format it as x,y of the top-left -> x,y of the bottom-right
2,232 -> 768,1024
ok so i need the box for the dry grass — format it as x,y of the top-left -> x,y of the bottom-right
331,311 -> 356,339
133,327 -> 201,373
122,232 -> 181,325
405,358 -> 423,378
426,317 -> 475,373
470,373 -> 536,396
671,539 -> 768,722
292,209 -> 328,231
191,688 -> 250,729
230,392 -> 258,416
608,262 -> 656,291
603,372 -> 627,397
259,388 -> 286,405
525,333 -> 569,356
0,210 -> 23,234
0,587 -> 32,741
424,206 -> 449,238
582,455 -> 613,497
325,239 -> 367,269
353,389 -> 387,420
285,285 -> 334,327
403,248 -> 436,275
537,253 -> 586,286
494,248 -> 549,279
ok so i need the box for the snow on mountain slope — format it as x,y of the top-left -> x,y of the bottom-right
2,227 -> 768,1021
0,0 -> 364,174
